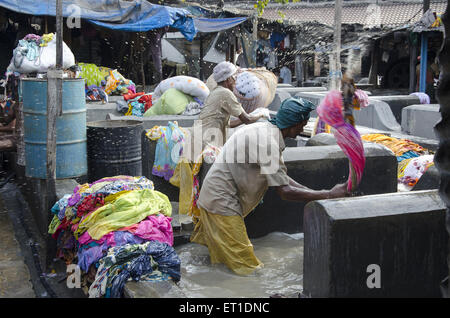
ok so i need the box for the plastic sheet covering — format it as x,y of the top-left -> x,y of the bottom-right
0,0 -> 197,41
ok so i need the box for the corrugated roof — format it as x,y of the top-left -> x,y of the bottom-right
227,1 -> 447,28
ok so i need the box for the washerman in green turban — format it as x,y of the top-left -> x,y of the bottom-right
269,97 -> 316,129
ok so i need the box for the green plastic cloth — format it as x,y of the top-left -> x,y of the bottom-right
75,189 -> 172,240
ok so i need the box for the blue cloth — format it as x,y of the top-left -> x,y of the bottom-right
397,150 -> 420,162
77,231 -> 145,272
269,97 -> 315,129
51,194 -> 71,221
270,32 -> 285,48
100,241 -> 181,298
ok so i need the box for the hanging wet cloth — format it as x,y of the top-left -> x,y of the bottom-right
316,90 -> 366,192
146,121 -> 186,181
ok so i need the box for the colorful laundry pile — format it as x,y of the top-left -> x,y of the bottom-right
361,134 -> 434,188
105,69 -> 136,96
48,175 -> 180,298
78,63 -> 111,87
86,84 -> 108,103
116,92 -> 153,117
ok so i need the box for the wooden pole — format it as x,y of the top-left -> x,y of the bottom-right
199,34 -> 204,81
46,0 -> 63,269
419,0 -> 431,93
331,0 -> 342,90
409,36 -> 418,93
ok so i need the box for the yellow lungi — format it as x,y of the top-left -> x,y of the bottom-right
190,207 -> 263,276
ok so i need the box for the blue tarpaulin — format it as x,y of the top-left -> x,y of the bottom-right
0,0 -> 247,41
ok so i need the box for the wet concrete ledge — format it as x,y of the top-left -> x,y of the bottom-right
303,190 -> 448,297
401,104 -> 441,140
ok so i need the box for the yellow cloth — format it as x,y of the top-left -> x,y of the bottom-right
103,190 -> 131,204
48,215 -> 61,234
190,207 -> 263,276
75,188 -> 172,240
169,157 -> 194,215
169,144 -> 220,219
311,117 -> 332,137
40,33 -> 54,47
361,133 -> 426,156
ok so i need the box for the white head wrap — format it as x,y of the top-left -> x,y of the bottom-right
213,61 -> 237,83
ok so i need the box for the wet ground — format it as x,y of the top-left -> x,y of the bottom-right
0,175 -> 86,298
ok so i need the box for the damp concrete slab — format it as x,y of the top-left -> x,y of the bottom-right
0,196 -> 35,298
303,190 -> 447,297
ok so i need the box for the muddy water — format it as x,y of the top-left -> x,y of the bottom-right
174,232 -> 304,298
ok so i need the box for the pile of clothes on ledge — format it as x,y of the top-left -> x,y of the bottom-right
361,134 -> 435,190
47,175 -> 181,298
116,75 -> 209,117
78,63 -> 136,103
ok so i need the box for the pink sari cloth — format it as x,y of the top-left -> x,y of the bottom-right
316,90 -> 366,192
77,214 -> 174,247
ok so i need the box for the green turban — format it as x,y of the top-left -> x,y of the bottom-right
269,97 -> 316,129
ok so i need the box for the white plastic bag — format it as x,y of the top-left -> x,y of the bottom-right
7,34 -> 75,74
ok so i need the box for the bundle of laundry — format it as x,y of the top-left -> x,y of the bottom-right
85,84 -> 108,103
153,75 -> 210,104
78,63 -> 111,87
6,33 -> 75,74
206,67 -> 277,114
116,92 -> 153,117
105,69 -> 136,96
361,134 -> 434,189
410,92 -> 430,104
144,88 -> 203,116
47,175 -> 180,298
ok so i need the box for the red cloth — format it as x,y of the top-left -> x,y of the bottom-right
123,92 -> 145,101
138,94 -> 153,111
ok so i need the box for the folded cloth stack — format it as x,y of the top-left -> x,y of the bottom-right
48,175 -> 180,298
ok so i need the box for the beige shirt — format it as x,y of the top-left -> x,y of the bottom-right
197,121 -> 290,217
197,86 -> 244,147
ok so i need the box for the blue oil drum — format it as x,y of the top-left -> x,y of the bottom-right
22,78 -> 87,179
